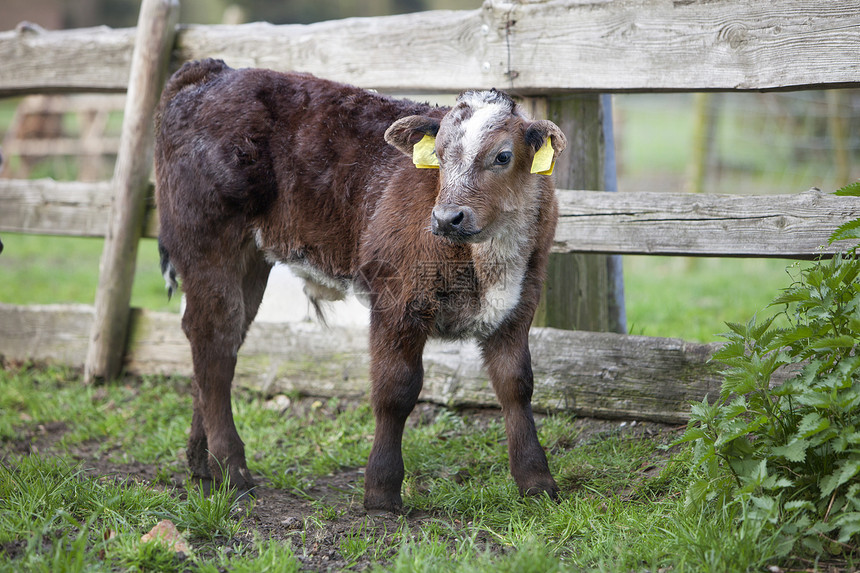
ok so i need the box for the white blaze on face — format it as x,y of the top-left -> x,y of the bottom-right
441,92 -> 514,187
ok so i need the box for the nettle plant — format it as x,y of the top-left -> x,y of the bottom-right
679,182 -> 860,556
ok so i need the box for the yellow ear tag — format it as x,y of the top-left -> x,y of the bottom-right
413,134 -> 440,169
530,136 -> 555,175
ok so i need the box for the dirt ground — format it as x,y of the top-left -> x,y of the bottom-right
4,399 -> 682,571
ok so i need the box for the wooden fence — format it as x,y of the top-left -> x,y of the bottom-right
2,0 -> 859,423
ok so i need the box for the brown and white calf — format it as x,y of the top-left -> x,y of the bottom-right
154,59 -> 567,512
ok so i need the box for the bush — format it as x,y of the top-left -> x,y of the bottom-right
678,182 -> 860,557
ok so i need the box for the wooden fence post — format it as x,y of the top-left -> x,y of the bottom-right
84,0 -> 179,383
529,94 -> 623,333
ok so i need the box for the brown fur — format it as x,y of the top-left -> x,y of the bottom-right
155,59 -> 566,512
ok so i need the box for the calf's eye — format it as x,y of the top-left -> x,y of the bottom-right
494,151 -> 513,166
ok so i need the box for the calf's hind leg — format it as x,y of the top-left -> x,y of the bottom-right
182,250 -> 270,495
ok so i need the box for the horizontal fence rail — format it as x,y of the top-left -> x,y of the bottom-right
2,179 -> 857,259
552,189 -> 860,257
0,304 -> 721,424
2,0 -> 860,97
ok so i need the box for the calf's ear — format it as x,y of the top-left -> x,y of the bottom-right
384,115 -> 441,157
525,119 -> 567,163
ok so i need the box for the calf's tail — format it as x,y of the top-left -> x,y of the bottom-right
158,239 -> 178,300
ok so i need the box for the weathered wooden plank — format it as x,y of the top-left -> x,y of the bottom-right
0,179 -> 157,238
0,23 -> 134,96
2,183 -> 855,257
85,0 -> 179,383
174,0 -> 860,93
124,309 -> 720,423
422,328 -> 721,423
173,11 -> 493,94
0,179 -> 113,237
0,303 -> 94,365
4,137 -> 121,157
505,0 -> 860,93
552,188 -> 860,257
3,0 -> 860,96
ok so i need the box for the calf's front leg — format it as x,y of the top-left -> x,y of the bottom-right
481,324 -> 558,499
363,324 -> 426,513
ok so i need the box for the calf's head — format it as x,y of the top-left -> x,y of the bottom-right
385,90 -> 566,243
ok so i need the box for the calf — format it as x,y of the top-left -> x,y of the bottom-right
154,59 -> 567,512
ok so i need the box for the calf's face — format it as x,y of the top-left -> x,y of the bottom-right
385,90 -> 566,244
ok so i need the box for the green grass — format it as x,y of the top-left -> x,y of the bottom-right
616,94 -> 696,176
614,93 -> 849,195
0,233 -> 178,312
0,365 -> 822,572
623,256 -> 807,342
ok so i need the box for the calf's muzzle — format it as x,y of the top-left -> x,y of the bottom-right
431,204 -> 478,240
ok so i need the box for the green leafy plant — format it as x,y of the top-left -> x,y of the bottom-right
679,182 -> 860,557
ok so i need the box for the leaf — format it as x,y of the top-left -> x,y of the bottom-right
771,439 -> 809,463
711,340 -> 748,362
770,286 -> 812,307
685,479 -> 712,508
762,475 -> 793,490
750,315 -> 777,340
140,519 -> 192,555
784,500 -> 815,513
774,325 -> 815,346
715,418 -> 754,448
834,181 -> 860,197
674,425 -> 706,445
724,321 -> 748,337
721,369 -> 758,397
750,494 -> 776,514
721,396 -> 748,420
809,335 -> 856,352
806,267 -> 825,289
837,513 -> 860,543
797,412 -> 831,439
820,458 -> 860,498
689,396 -> 718,424
828,218 -> 860,244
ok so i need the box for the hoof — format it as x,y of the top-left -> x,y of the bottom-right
189,476 -> 214,496
519,477 -> 559,501
363,490 -> 403,514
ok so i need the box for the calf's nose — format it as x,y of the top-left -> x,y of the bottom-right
431,204 -> 477,238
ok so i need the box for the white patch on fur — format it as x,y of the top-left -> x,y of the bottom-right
470,230 -> 530,336
475,265 -> 525,335
461,103 -> 507,164
445,95 -> 511,186
162,262 -> 177,293
288,260 -> 349,302
252,227 -> 348,302
253,227 -> 281,265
